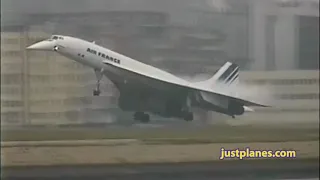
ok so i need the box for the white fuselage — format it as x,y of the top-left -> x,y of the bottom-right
55,36 -> 190,89
26,35 -> 262,119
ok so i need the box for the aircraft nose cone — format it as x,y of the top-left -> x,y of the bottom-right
26,40 -> 55,51
26,44 -> 38,50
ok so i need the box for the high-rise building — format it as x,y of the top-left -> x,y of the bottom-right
1,28 -> 117,126
1,31 -> 26,125
248,0 -> 319,70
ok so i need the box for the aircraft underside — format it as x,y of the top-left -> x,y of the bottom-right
92,66 -> 244,123
117,87 -> 193,123
93,67 -> 193,123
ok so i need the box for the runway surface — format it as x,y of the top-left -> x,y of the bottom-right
2,158 -> 319,180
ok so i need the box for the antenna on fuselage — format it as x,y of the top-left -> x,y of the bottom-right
92,41 -> 96,44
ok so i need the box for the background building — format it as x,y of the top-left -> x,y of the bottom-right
1,29 -> 117,126
1,0 -> 251,70
231,70 -> 319,124
249,0 -> 319,70
1,0 -> 319,126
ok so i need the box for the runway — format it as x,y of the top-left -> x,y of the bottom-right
2,159 -> 319,180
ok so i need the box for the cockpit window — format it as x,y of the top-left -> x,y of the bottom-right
50,35 -> 64,40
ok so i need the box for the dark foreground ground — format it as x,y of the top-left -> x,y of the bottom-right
2,158 -> 319,180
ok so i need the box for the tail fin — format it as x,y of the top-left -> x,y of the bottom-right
199,62 -> 239,88
213,62 -> 239,85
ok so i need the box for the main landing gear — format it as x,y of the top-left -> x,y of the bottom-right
182,96 -> 193,121
183,112 -> 193,121
93,68 -> 104,96
134,112 -> 150,123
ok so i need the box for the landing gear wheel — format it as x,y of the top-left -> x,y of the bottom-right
141,114 -> 150,123
134,112 -> 150,123
183,112 -> 193,121
134,112 -> 143,121
93,89 -> 100,96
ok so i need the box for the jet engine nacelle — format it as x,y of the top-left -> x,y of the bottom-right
118,92 -> 186,118
228,101 -> 244,115
118,93 -> 165,112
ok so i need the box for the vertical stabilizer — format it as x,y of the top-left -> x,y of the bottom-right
195,62 -> 239,89
214,62 -> 239,85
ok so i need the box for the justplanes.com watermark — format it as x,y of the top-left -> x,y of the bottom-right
219,147 -> 297,160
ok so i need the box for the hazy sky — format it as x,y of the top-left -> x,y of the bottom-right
1,0 -> 210,13
1,0 -> 237,25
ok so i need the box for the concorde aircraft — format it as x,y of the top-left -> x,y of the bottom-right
27,35 -> 269,123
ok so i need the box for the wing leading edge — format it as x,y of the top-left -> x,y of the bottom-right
102,61 -> 270,108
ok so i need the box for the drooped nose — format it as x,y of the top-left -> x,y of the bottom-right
26,40 -> 56,51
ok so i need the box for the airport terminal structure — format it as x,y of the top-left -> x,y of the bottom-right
1,0 -> 319,125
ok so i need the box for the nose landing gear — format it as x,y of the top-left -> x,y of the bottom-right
183,112 -> 193,121
93,68 -> 104,96
93,89 -> 100,96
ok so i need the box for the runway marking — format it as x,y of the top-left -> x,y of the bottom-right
228,136 -> 247,139
307,133 -> 320,137
1,139 -> 141,147
277,178 -> 319,180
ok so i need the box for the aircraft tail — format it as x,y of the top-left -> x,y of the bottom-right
205,61 -> 239,87
192,62 -> 271,108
